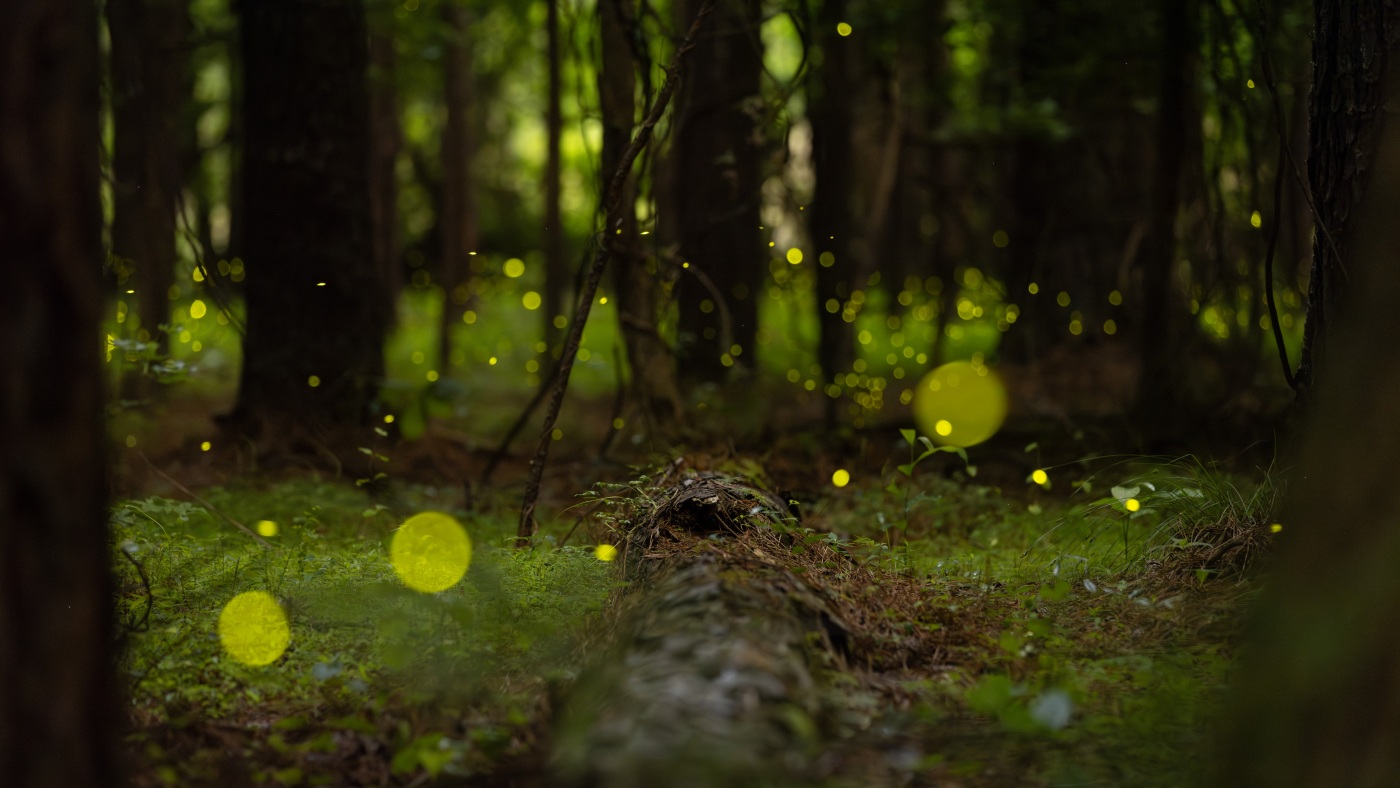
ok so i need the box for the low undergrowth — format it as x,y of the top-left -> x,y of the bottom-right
114,448 -> 1270,786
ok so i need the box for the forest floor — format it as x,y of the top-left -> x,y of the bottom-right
110,388 -> 1275,786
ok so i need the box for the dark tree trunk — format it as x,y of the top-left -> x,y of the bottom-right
231,0 -> 388,431
672,0 -> 763,384
1214,51 -> 1400,786
0,0 -> 118,783
601,0 -> 683,432
439,2 -> 478,372
809,0 -> 855,421
107,0 -> 190,362
543,0 -> 568,350
368,19 -> 401,320
1133,0 -> 1195,439
1293,0 -> 1400,400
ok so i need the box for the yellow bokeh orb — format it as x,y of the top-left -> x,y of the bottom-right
832,469 -> 851,488
256,520 -> 278,537
596,543 -> 618,562
218,591 -> 290,666
913,361 -> 1007,448
1125,498 -> 1141,512
1031,469 -> 1048,486
390,512 -> 472,593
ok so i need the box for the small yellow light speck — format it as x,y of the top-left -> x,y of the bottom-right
1270,523 -> 1283,533
1247,78 -> 1256,89
935,420 -> 953,436
201,441 -> 211,452
462,310 -> 477,324
384,414 -> 395,423
1250,210 -> 1262,228
1031,469 -> 1048,485
832,469 -> 851,487
426,370 -> 439,382
682,262 -> 690,269
837,21 -> 852,36
308,375 -> 320,387
191,341 -> 202,351
599,296 -> 608,304
189,299 -> 207,319
256,520 -> 278,537
1104,319 -> 1118,335
612,417 -> 625,430
1028,283 -> 1039,295
489,356 -> 498,365
786,248 -> 804,264
316,282 -> 326,287
1109,290 -> 1123,305
504,258 -> 526,278
551,428 -> 563,441
523,291 -> 542,310
1125,498 -> 1141,512
596,543 -> 618,562
125,435 -> 137,448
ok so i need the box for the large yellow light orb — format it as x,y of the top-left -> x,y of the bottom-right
218,591 -> 291,666
912,361 -> 1008,448
390,512 -> 472,593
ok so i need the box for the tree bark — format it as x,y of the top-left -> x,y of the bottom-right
231,0 -> 389,432
0,0 -> 118,783
1214,43 -> 1400,786
809,0 -> 855,422
1293,0 -> 1400,401
439,1 -> 478,372
368,17 -> 402,322
672,0 -> 764,384
601,0 -> 684,432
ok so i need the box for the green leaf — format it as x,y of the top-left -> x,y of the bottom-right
900,428 -> 917,446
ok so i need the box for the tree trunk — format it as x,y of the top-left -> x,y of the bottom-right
0,0 -> 118,783
107,0 -> 190,368
231,0 -> 389,432
439,2 -> 478,372
1133,0 -> 1195,441
368,18 -> 401,323
1214,41 -> 1400,786
1293,0 -> 1399,400
601,0 -> 684,433
809,0 -> 855,422
672,0 -> 763,384
543,0 -> 568,351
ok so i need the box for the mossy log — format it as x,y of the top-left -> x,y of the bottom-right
547,473 -> 958,787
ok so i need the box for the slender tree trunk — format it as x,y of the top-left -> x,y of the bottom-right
672,0 -> 763,384
0,0 -> 118,783
368,19 -> 401,322
601,0 -> 683,432
809,0 -> 855,421
439,2 -> 478,372
1133,0 -> 1195,441
107,0 -> 189,367
544,0 -> 567,350
231,0 -> 388,433
1293,0 -> 1399,401
1214,46 -> 1400,786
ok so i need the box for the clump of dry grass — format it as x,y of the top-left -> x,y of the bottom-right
1141,458 -> 1281,584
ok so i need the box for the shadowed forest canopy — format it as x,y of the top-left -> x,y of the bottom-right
6,0 -> 1400,783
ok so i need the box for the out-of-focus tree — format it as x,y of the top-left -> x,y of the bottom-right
601,0 -> 684,431
229,0 -> 391,436
107,0 -> 192,387
543,0 -> 568,350
671,0 -> 764,384
368,3 -> 403,317
0,0 -> 118,782
438,0 -> 479,371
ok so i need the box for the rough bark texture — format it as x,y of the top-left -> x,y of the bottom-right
809,0 -> 855,421
107,0 -> 190,360
1213,59 -> 1400,787
0,0 -> 118,783
231,0 -> 389,432
439,2 -> 478,371
550,477 -> 844,787
672,0 -> 763,384
601,0 -> 684,432
1293,0 -> 1400,400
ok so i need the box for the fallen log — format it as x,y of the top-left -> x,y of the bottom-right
547,472 -> 960,787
